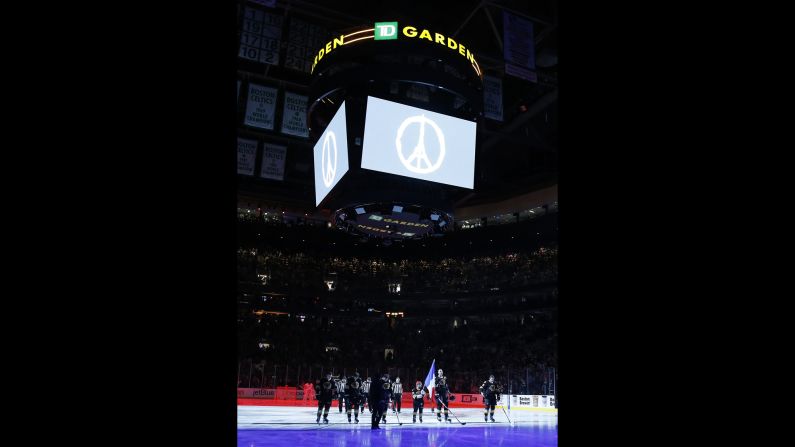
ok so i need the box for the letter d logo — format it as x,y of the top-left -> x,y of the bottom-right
374,22 -> 398,40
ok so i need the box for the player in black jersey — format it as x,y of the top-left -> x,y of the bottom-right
345,373 -> 363,423
411,380 -> 430,423
315,372 -> 336,424
369,372 -> 392,429
479,374 -> 501,422
433,368 -> 452,422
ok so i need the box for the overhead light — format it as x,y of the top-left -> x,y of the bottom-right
392,205 -> 403,213
430,214 -> 439,221
355,207 -> 366,215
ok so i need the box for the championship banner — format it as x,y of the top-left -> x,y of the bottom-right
244,84 -> 278,130
503,11 -> 535,70
503,11 -> 536,83
237,137 -> 258,176
260,143 -> 287,180
280,92 -> 309,137
483,75 -> 504,121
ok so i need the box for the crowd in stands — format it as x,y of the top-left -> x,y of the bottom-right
238,248 -> 557,296
238,310 -> 557,395
237,213 -> 558,396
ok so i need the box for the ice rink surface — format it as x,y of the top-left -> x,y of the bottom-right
238,405 -> 557,447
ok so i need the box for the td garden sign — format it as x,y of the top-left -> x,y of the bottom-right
311,21 -> 482,78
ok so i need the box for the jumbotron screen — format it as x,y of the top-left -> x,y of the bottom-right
361,96 -> 476,189
313,101 -> 350,206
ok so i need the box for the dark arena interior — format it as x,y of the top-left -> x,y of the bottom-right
11,0 -> 736,445
236,0 -> 558,445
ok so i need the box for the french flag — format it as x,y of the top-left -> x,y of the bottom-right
424,359 -> 436,400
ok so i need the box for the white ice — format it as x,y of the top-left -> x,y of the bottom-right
238,405 -> 557,430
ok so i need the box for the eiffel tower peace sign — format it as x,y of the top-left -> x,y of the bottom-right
321,131 -> 338,187
395,114 -> 446,174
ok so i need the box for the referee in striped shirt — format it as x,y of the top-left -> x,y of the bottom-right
361,377 -> 371,413
391,377 -> 403,413
336,377 -> 346,413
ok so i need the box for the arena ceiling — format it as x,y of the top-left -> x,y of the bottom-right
237,0 -> 557,217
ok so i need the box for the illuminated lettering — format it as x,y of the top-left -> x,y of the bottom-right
311,23 -> 481,79
447,37 -> 457,50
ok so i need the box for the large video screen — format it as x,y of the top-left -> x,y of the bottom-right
313,101 -> 349,206
361,96 -> 476,189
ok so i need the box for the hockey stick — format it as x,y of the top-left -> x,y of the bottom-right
436,395 -> 466,425
499,400 -> 512,424
394,402 -> 403,426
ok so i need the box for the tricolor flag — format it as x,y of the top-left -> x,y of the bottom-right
424,359 -> 436,400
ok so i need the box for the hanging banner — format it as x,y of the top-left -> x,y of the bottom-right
483,75 -> 504,121
280,92 -> 309,137
285,17 -> 329,73
237,80 -> 241,103
239,7 -> 283,65
248,0 -> 276,7
237,137 -> 258,176
260,143 -> 287,180
244,84 -> 278,130
505,63 -> 538,83
503,11 -> 535,70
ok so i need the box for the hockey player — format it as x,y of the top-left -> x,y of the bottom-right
411,380 -> 430,423
480,374 -> 501,422
369,372 -> 392,429
315,372 -> 336,424
360,377 -> 371,413
380,374 -> 392,424
345,373 -> 363,423
433,368 -> 452,422
392,377 -> 404,414
336,376 -> 347,413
